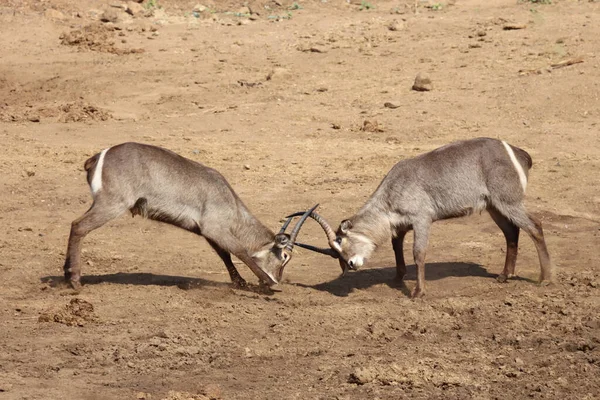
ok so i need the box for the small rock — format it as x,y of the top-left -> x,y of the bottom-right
126,1 -> 145,16
28,115 -> 40,123
203,383 -> 222,399
309,46 -> 326,53
266,67 -> 291,81
331,123 -> 341,129
588,281 -> 598,288
477,30 -> 487,37
136,392 -> 150,400
515,357 -> 524,366
349,367 -> 376,385
361,120 -> 384,133
384,102 -> 400,109
238,6 -> 251,15
45,9 -> 65,20
387,20 -> 404,31
193,4 -> 207,12
0,382 -> 13,392
100,9 -> 120,23
244,347 -> 253,357
412,73 -> 433,91
503,23 -> 527,30
243,164 -> 251,170
24,168 -> 35,177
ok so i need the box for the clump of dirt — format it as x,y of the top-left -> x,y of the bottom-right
0,104 -> 39,123
57,101 -> 112,122
161,385 -> 222,400
39,298 -> 98,327
60,23 -> 144,55
0,101 -> 111,123
349,361 -> 474,388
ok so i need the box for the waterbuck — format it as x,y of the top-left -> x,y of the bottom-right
289,137 -> 553,298
63,142 -> 317,290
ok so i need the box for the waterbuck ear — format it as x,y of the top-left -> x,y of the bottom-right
274,233 -> 290,249
340,219 -> 352,233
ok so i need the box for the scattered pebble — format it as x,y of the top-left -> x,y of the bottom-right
412,73 -> 433,91
503,23 -> 527,30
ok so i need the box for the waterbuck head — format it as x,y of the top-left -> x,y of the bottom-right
257,204 -> 319,283
283,210 -> 372,273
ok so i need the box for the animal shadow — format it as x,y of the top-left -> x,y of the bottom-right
41,272 -> 232,291
303,262 -> 529,297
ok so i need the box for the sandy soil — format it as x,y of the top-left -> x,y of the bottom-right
1,0 -> 599,399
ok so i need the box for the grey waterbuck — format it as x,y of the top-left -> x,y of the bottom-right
289,137 -> 553,298
63,142 -> 317,290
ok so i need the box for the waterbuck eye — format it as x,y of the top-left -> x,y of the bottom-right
335,237 -> 342,244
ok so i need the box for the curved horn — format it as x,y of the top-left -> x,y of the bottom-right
278,216 -> 294,234
293,242 -> 340,258
285,210 -> 337,248
285,204 -> 319,251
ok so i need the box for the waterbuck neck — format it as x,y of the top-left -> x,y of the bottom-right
232,200 -> 276,252
352,206 -> 394,248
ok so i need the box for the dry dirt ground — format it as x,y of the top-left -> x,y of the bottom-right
1,0 -> 600,399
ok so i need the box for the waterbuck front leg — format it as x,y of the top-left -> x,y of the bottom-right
392,230 -> 408,281
411,222 -> 431,299
205,238 -> 247,288
202,229 -> 277,286
488,207 -> 520,283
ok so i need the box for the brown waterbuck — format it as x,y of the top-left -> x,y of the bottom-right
289,137 -> 553,298
63,142 -> 317,290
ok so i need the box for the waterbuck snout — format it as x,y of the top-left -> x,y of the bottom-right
290,137 -> 554,298
63,142 -> 316,290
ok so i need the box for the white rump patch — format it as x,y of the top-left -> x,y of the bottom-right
501,141 -> 527,193
90,148 -> 109,195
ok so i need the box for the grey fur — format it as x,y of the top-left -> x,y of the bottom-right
299,137 -> 553,298
63,142 -> 313,290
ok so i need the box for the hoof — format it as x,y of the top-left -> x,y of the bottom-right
68,279 -> 82,291
232,279 -> 248,289
269,283 -> 284,292
496,274 -> 508,283
411,288 -> 425,299
539,279 -> 553,287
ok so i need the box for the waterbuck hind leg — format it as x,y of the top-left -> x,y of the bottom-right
206,238 -> 247,288
494,204 -> 553,284
488,207 -> 520,283
63,198 -> 127,288
411,222 -> 431,299
392,230 -> 408,281
524,213 -> 553,284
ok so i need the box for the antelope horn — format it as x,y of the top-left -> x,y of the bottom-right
293,242 -> 340,258
285,204 -> 319,251
285,210 -> 337,248
278,216 -> 294,234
